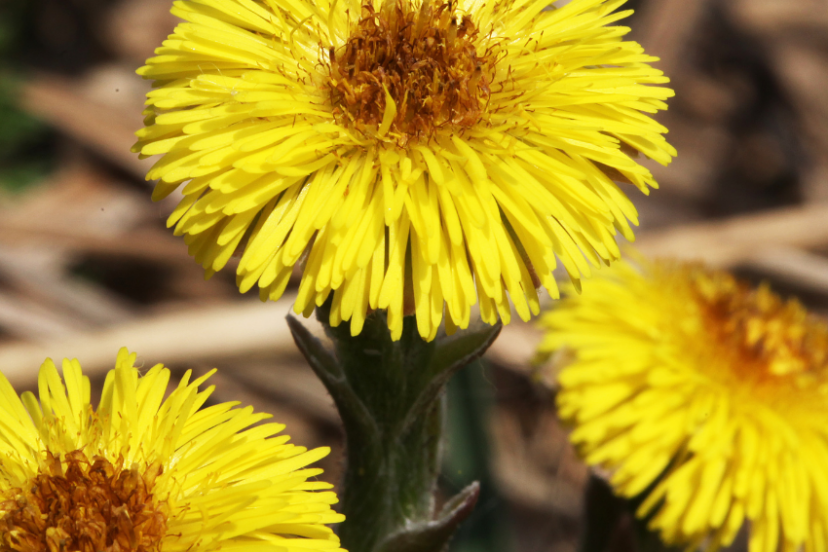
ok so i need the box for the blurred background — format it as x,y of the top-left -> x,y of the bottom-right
1,0 -> 828,551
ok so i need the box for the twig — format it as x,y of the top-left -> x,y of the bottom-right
742,246 -> 828,295
635,202 -> 828,267
0,297 -> 296,386
17,74 -> 151,178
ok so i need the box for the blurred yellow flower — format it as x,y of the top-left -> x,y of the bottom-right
135,0 -> 675,341
538,260 -> 828,552
0,348 -> 344,552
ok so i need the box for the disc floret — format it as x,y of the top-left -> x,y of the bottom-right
1,451 -> 167,552
329,0 -> 496,144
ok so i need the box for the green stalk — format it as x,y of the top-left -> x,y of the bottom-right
288,304 -> 501,552
444,363 -> 512,552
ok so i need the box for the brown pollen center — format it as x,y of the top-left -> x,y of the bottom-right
0,451 -> 167,552
328,0 -> 495,143
687,267 -> 828,382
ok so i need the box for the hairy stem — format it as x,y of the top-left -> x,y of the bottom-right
288,304 -> 500,552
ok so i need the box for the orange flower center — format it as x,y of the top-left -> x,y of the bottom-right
0,451 -> 167,552
659,266 -> 828,416
328,0 -> 497,144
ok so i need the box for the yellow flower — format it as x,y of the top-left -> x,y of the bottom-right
0,348 -> 344,552
537,259 -> 828,552
135,0 -> 676,341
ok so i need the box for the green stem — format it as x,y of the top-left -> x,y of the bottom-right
288,304 -> 501,552
444,362 -> 511,552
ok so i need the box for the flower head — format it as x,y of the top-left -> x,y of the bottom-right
537,259 -> 828,552
0,348 -> 344,552
135,0 -> 676,341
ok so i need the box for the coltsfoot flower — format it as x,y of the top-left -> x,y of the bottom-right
135,0 -> 676,341
0,348 -> 344,552
537,259 -> 828,552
